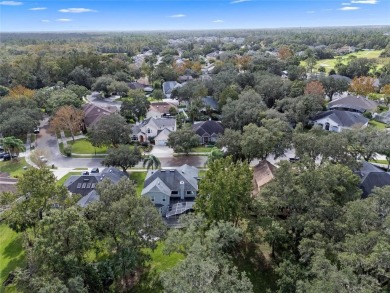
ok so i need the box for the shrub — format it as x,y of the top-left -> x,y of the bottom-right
64,145 -> 72,157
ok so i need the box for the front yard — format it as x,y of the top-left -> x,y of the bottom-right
0,158 -> 29,178
191,146 -> 213,153
369,120 -> 388,129
130,171 -> 147,196
68,139 -> 108,154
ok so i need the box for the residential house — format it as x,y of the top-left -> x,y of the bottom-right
329,95 -> 378,113
356,161 -> 390,198
82,103 -> 117,130
131,117 -> 176,145
63,167 -> 128,207
312,110 -> 369,132
141,164 -> 199,219
128,81 -> 153,94
192,120 -> 224,144
201,96 -> 219,113
178,75 -> 193,83
146,102 -> 177,119
162,81 -> 182,99
252,160 -> 277,196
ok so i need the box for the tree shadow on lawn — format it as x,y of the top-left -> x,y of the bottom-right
1,234 -> 26,288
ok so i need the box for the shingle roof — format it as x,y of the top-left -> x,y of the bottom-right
64,167 -> 128,197
313,110 -> 369,128
82,103 -> 116,128
142,165 -> 199,196
202,96 -> 218,111
252,160 -> 277,196
77,190 -> 100,208
329,96 -> 378,113
192,120 -> 224,137
162,81 -> 181,95
360,172 -> 390,198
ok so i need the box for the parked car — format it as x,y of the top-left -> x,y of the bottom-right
82,171 -> 90,175
39,155 -> 48,163
0,152 -> 6,159
91,168 -> 99,173
2,154 -> 17,161
34,127 -> 40,134
289,157 -> 300,163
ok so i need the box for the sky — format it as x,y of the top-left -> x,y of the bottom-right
0,0 -> 389,32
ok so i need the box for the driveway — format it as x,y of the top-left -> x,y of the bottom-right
149,146 -> 174,158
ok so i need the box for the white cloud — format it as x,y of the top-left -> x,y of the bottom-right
338,6 -> 360,10
29,7 -> 46,10
56,18 -> 72,22
212,19 -> 224,23
59,8 -> 96,13
41,19 -> 50,23
0,1 -> 22,5
169,14 -> 186,18
306,10 -> 315,13
351,0 -> 377,3
341,2 -> 351,5
231,0 -> 250,3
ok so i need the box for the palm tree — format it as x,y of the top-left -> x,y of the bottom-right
143,154 -> 161,170
2,136 -> 26,161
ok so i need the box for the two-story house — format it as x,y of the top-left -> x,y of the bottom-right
131,117 -> 176,146
141,165 -> 199,219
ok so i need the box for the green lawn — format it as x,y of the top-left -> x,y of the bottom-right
191,146 -> 213,153
300,50 -> 388,72
0,224 -> 25,292
0,158 -> 29,178
68,139 -> 108,155
57,172 -> 81,186
130,171 -> 147,196
369,120 -> 388,129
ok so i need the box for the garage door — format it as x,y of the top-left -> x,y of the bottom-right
155,140 -> 167,146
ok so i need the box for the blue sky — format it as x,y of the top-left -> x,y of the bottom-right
0,0 -> 389,32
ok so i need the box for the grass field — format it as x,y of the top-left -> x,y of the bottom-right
191,146 -> 213,153
369,120 -> 388,129
130,171 -> 147,196
68,139 -> 108,155
0,158 -> 29,178
0,224 -> 25,292
300,50 -> 388,72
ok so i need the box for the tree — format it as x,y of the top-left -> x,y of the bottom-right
143,154 -> 161,170
207,147 -> 224,164
108,80 -> 129,96
120,93 -> 150,122
1,168 -> 69,232
162,215 -> 253,293
380,84 -> 390,106
278,46 -> 294,60
167,126 -> 199,154
216,129 -> 245,162
221,89 -> 267,130
92,76 -> 115,96
349,76 -> 376,96
86,178 -> 166,290
1,136 -> 26,160
0,85 -> 10,97
50,106 -> 83,142
196,157 -> 252,225
46,88 -> 82,114
66,84 -> 90,99
102,145 -> 142,172
304,80 -> 325,96
319,76 -> 349,101
89,114 -> 131,147
7,85 -> 35,99
68,65 -> 93,88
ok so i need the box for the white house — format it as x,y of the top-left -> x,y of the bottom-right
312,110 -> 369,132
131,117 -> 176,145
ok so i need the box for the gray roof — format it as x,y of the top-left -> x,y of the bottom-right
202,96 -> 218,111
77,190 -> 100,208
356,162 -> 390,198
313,110 -> 369,128
328,74 -> 352,83
192,120 -> 224,137
162,81 -> 181,95
64,167 -> 128,197
329,96 -> 378,113
142,164 -> 199,196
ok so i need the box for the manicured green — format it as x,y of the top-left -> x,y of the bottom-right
0,224 -> 25,291
130,171 -> 147,196
370,159 -> 388,165
0,158 -> 29,178
145,242 -> 184,273
191,146 -> 213,153
57,172 -> 81,186
300,50 -> 388,72
68,139 -> 108,154
369,120 -> 388,129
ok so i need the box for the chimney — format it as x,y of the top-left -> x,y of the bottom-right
180,181 -> 185,200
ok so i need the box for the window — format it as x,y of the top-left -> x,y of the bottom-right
132,135 -> 138,141
151,195 -> 155,202
82,183 -> 86,189
77,183 -> 82,189
186,191 -> 194,195
162,195 -> 166,202
91,183 -> 96,188
86,183 -> 91,188
147,128 -> 152,134
171,191 -> 178,195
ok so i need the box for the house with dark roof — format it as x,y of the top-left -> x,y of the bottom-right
162,81 -> 182,98
63,167 -> 128,207
141,165 -> 199,219
201,96 -> 219,113
252,160 -> 277,196
312,110 -> 369,132
178,75 -> 193,83
128,81 -> 153,93
328,95 -> 378,113
131,117 -> 176,145
192,120 -> 224,144
356,161 -> 390,198
82,103 -> 117,130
